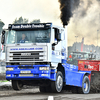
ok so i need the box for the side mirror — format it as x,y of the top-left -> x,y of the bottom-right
1,30 -> 5,44
52,45 -> 55,50
57,33 -> 61,41
52,43 -> 56,46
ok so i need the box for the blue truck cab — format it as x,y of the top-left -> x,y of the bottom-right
1,23 -> 91,93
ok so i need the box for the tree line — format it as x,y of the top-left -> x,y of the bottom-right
0,16 -> 40,32
13,16 -> 40,24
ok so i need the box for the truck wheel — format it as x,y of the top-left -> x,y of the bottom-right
77,76 -> 90,94
12,80 -> 23,91
39,86 -> 46,92
51,71 -> 63,93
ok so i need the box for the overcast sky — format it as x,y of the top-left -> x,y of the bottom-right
0,0 -> 100,47
0,0 -> 61,28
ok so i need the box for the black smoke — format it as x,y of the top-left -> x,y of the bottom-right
79,0 -> 92,17
68,0 -> 100,46
71,0 -> 80,11
58,0 -> 80,26
58,0 -> 72,26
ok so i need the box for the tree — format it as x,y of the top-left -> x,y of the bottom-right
30,19 -> 40,23
13,16 -> 29,24
0,19 -> 5,34
13,17 -> 40,24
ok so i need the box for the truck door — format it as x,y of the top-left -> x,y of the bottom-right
51,28 -> 61,63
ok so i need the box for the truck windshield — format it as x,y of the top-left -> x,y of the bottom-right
6,29 -> 51,44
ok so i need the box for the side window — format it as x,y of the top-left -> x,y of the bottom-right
7,30 -> 15,44
53,28 -> 59,40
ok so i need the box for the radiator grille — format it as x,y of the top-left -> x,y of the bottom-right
9,51 -> 46,62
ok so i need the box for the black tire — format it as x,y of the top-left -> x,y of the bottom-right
77,76 -> 90,94
51,71 -> 63,93
71,87 -> 78,94
12,80 -> 23,91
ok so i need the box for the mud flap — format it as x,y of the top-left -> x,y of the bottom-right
90,71 -> 100,92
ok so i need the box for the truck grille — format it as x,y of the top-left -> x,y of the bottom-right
9,51 -> 46,62
18,66 -> 34,69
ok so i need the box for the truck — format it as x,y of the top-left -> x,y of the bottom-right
68,51 -> 100,92
1,23 -> 91,94
78,59 -> 100,93
68,51 -> 96,66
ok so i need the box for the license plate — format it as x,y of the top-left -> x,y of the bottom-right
20,71 -> 31,74
19,74 -> 33,77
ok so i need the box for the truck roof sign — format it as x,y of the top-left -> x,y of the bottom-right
8,23 -> 52,30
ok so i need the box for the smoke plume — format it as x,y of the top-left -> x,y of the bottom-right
59,0 -> 100,46
58,0 -> 80,26
58,0 -> 71,25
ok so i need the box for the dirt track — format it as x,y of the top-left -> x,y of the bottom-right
0,87 -> 100,100
0,78 -> 99,100
0,75 -> 100,100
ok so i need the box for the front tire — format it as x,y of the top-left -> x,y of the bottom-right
77,76 -> 90,94
51,71 -> 63,93
12,80 -> 23,91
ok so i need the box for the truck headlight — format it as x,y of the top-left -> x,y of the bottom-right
6,67 -> 14,71
39,67 -> 49,70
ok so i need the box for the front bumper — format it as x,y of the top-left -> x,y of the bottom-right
6,65 -> 56,81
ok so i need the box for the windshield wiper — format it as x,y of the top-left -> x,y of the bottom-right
16,43 -> 20,45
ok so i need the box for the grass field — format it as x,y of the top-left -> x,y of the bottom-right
0,80 -> 8,82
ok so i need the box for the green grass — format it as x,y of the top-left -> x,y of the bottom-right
0,80 -> 9,82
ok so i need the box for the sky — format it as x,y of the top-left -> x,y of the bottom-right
0,0 -> 100,47
0,0 -> 61,28
68,0 -> 100,47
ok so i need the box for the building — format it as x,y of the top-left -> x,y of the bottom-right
68,42 -> 100,59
